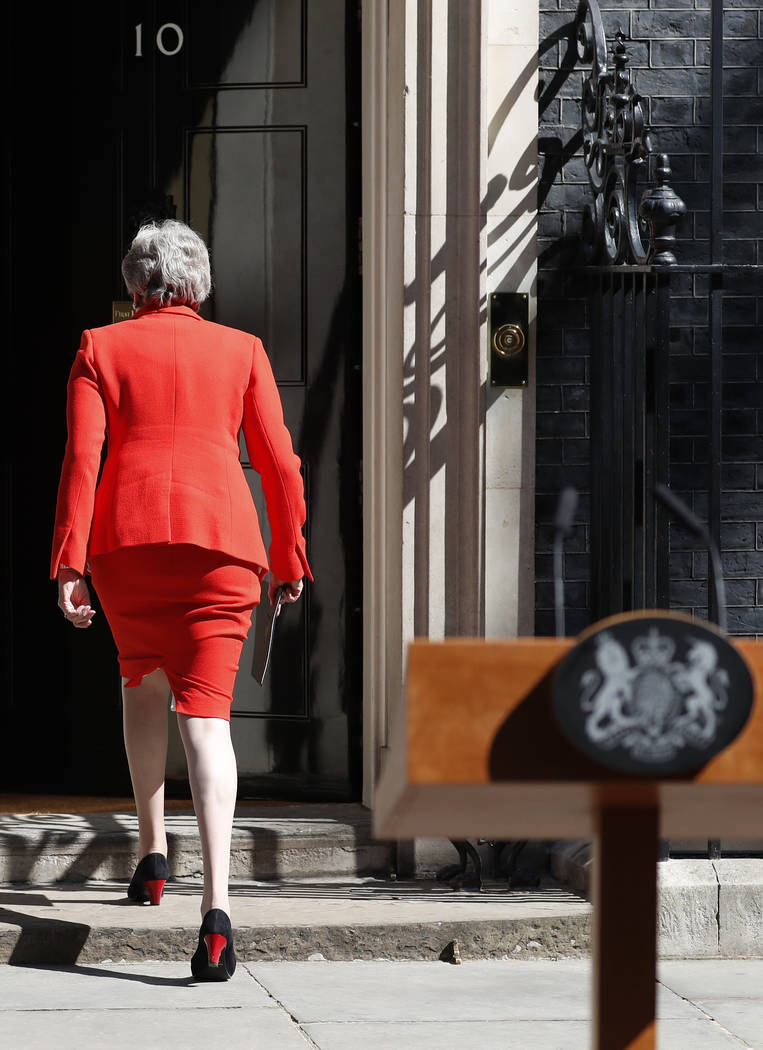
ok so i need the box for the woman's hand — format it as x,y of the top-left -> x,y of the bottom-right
269,576 -> 303,614
57,568 -> 96,628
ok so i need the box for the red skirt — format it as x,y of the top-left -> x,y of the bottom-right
90,543 -> 260,720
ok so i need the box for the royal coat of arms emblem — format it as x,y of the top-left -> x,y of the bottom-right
552,614 -> 754,776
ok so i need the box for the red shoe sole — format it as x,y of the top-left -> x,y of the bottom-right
144,878 -> 166,906
204,932 -> 228,966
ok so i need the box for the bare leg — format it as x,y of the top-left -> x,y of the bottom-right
177,713 -> 237,919
121,669 -> 170,859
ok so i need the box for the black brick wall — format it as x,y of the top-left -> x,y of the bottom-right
535,0 -> 763,636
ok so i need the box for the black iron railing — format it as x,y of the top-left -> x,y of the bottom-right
575,0 -> 685,621
572,0 -> 763,860
588,265 -> 670,617
576,1 -> 687,267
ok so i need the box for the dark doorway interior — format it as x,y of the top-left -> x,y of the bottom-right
6,1 -> 362,800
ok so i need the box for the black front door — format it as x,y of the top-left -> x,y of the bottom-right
6,1 -> 361,800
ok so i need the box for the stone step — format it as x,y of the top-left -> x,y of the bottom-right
0,805 -> 591,964
0,878 -> 591,965
0,805 -> 395,884
550,840 -> 763,959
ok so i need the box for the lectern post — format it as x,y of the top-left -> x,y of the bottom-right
594,804 -> 659,1050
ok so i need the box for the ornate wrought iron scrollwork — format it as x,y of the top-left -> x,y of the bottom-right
575,0 -> 686,265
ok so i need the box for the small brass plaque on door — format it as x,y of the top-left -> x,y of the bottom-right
112,301 -> 134,324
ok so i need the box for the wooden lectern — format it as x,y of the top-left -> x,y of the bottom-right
374,613 -> 763,1050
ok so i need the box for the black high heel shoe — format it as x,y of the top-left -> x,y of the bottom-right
127,852 -> 170,906
191,908 -> 236,981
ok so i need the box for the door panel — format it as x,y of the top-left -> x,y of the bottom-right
6,0 -> 361,800
187,0 -> 304,88
188,127 -> 305,380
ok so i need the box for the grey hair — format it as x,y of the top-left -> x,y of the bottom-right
121,219 -> 211,307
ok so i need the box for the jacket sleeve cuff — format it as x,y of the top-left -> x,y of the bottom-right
50,535 -> 87,579
269,541 -> 313,583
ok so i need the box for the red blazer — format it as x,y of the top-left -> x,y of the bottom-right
51,304 -> 312,583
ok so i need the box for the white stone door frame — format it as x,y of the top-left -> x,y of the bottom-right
360,0 -> 408,806
360,0 -> 539,806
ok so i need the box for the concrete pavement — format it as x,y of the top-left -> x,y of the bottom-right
3,958 -> 763,1049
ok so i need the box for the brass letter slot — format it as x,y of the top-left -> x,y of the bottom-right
489,292 -> 528,387
112,301 -> 134,324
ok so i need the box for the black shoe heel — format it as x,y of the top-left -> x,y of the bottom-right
127,852 -> 170,905
191,908 -> 236,981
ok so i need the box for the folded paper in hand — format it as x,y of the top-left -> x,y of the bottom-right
251,586 -> 284,685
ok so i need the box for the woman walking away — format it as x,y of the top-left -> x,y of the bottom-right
51,219 -> 312,980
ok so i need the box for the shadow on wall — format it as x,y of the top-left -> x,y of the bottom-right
538,13 -> 585,270
534,10 -> 603,638
402,2 -> 542,637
